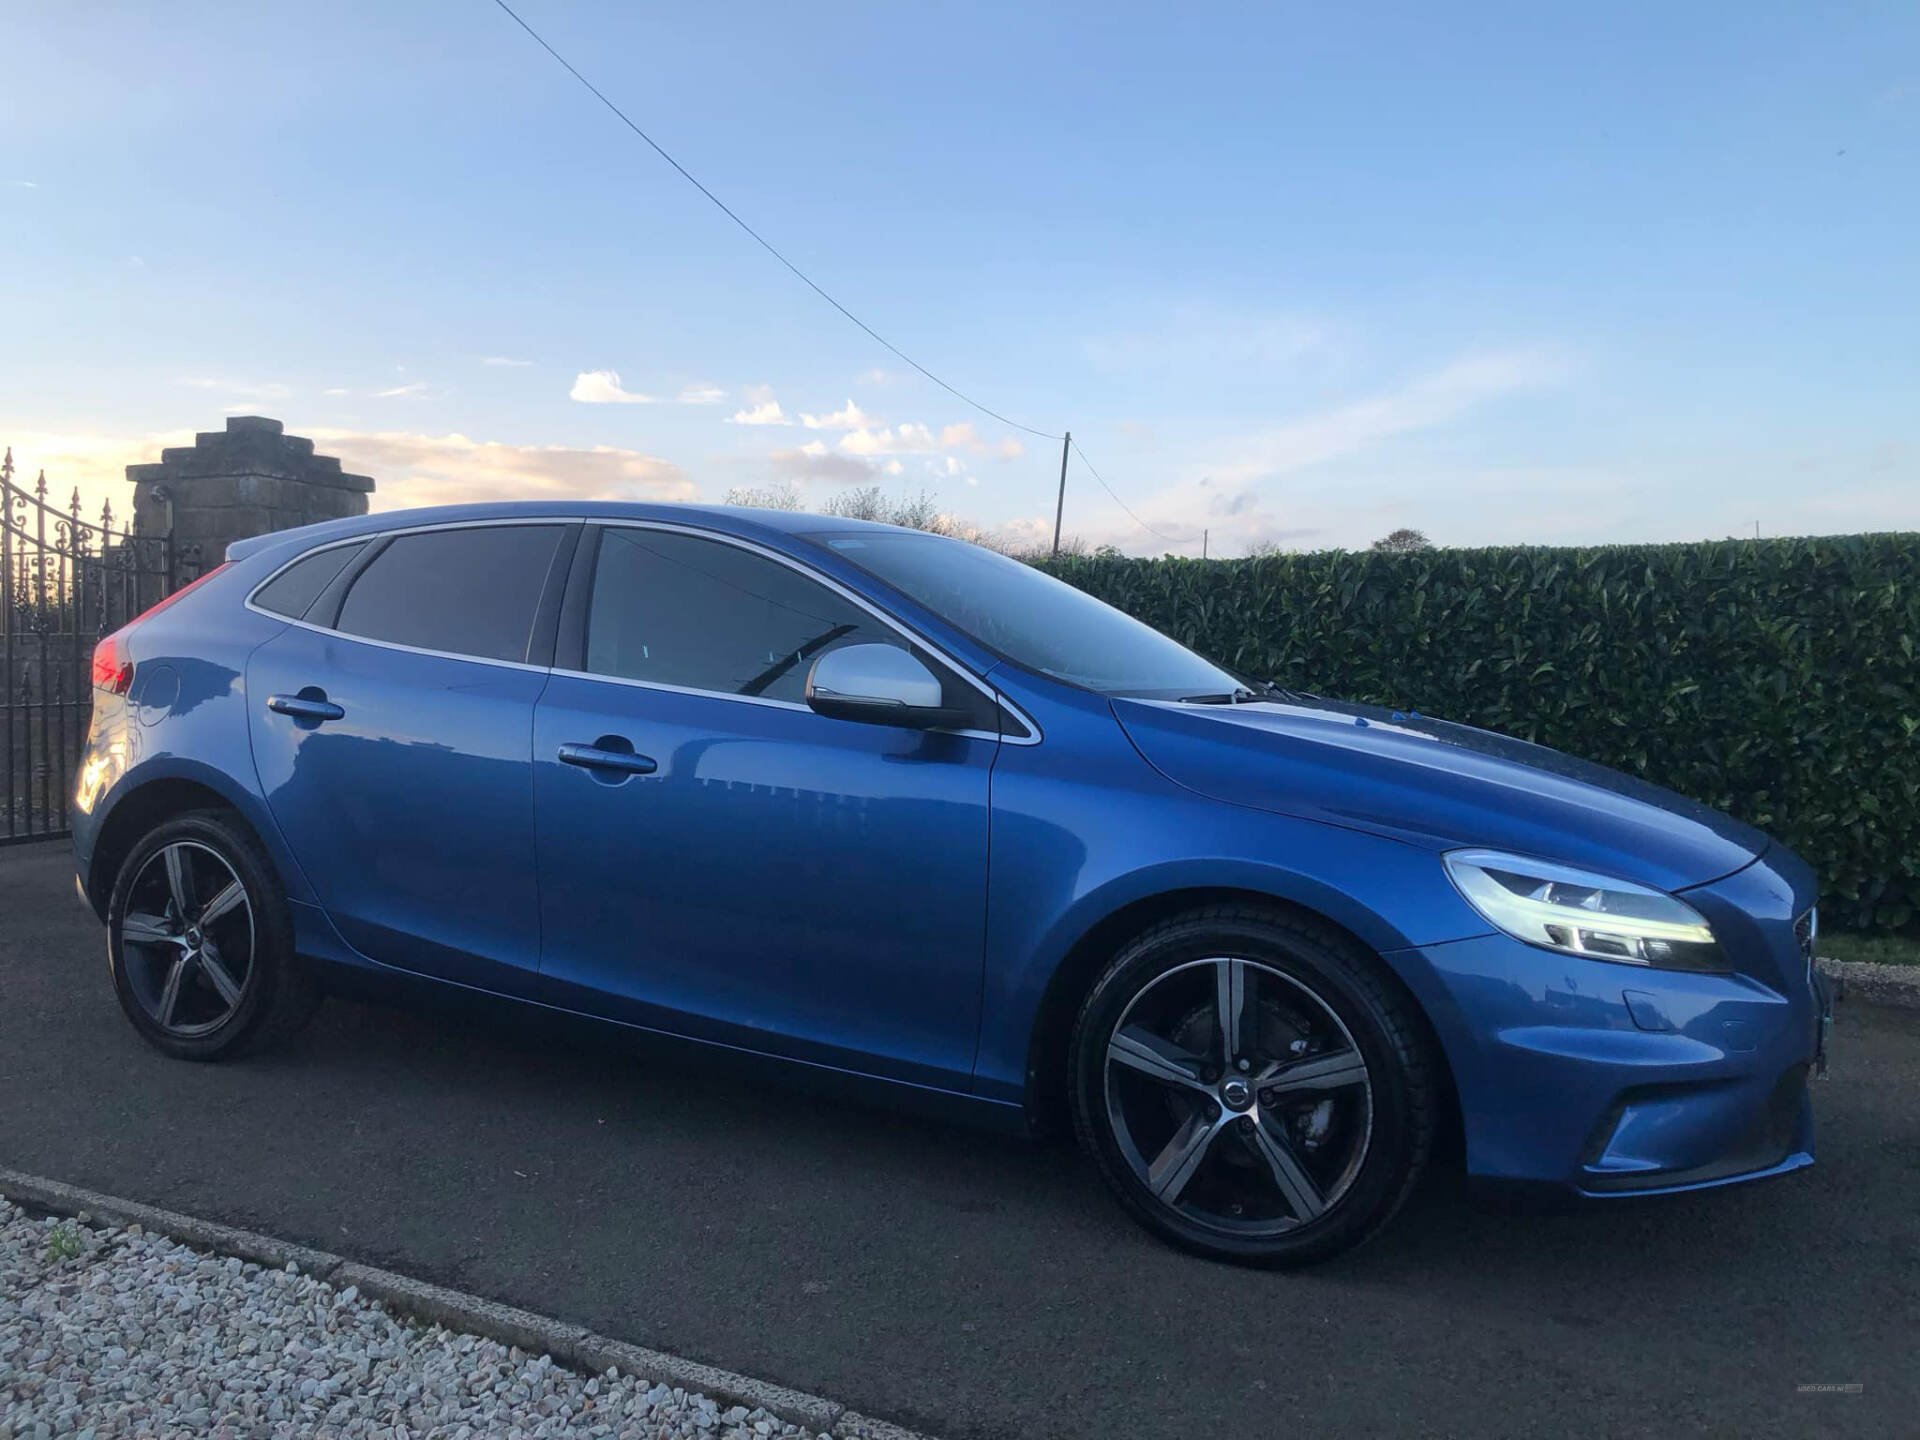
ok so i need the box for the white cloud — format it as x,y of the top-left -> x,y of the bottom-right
1207,348 -> 1568,488
2,425 -> 693,522
12,180 -> 36,189
376,381 -> 431,399
570,370 -> 655,404
0,427 -> 196,523
835,419 -> 1013,458
570,371 -> 727,405
884,460 -> 904,476
767,446 -> 879,485
312,429 -> 691,510
322,387 -> 350,397
840,424 -> 928,456
1030,348 -> 1570,556
727,400 -> 790,426
480,356 -> 532,367
179,377 -> 293,401
801,399 -> 879,430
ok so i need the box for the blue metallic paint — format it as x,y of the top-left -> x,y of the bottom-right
72,500 -> 1822,1201
530,671 -> 995,1090
247,623 -> 551,995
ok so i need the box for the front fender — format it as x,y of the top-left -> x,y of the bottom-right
972,692 -> 1490,1103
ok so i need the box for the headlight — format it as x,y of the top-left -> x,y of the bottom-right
1443,849 -> 1725,971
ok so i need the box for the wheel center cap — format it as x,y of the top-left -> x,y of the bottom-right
184,926 -> 203,948
1221,1077 -> 1254,1111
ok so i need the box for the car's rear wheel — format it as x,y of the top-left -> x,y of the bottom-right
1069,905 -> 1436,1266
107,808 -> 319,1060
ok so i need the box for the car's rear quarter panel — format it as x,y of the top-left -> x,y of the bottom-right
73,557 -> 305,913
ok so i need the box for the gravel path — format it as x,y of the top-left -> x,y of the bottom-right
0,1198 -> 824,1440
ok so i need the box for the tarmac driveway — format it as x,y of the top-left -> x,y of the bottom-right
2,840 -> 1915,1438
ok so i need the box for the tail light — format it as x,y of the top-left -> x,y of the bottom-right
89,562 -> 232,695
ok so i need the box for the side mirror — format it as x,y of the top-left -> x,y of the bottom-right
805,644 -> 968,729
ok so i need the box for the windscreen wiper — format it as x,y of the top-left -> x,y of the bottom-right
1178,688 -> 1263,705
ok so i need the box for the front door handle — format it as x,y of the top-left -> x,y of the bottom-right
557,741 -> 658,775
266,693 -> 346,722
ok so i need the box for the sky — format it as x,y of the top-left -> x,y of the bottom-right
2,1 -> 1916,555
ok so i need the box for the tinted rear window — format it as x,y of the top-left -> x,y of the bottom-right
252,542 -> 365,620
336,526 -> 563,663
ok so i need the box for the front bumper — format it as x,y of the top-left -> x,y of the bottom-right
1391,849 -> 1823,1196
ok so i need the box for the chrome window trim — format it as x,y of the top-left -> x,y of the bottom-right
244,533 -> 374,617
243,518 -> 564,673
582,518 -> 1039,745
243,513 -> 1042,745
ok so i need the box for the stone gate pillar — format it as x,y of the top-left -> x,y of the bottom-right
125,416 -> 375,569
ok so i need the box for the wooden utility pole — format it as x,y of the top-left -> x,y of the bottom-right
1051,431 -> 1071,558
1202,529 -> 1208,559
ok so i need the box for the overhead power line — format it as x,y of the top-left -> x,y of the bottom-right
489,0 -> 1059,441
1069,441 -> 1189,548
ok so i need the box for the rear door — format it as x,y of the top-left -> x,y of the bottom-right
247,521 -> 573,992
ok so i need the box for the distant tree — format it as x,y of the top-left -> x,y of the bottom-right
821,485 -> 946,530
727,480 -> 1033,555
1244,540 -> 1291,558
1370,527 -> 1433,553
723,482 -> 805,510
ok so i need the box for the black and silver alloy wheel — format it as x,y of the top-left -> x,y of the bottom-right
1104,957 -> 1373,1234
107,807 -> 320,1060
120,840 -> 256,1037
1070,905 -> 1437,1267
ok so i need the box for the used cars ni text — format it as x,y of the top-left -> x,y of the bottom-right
71,503 -> 1829,1265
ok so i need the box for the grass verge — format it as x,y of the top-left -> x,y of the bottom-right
1821,932 -> 1920,968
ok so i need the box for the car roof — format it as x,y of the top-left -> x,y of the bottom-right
225,500 -> 905,562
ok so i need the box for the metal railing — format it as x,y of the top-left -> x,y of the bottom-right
2,446 -> 195,843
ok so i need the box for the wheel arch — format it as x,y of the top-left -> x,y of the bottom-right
83,762 -> 301,919
1021,883 -> 1463,1156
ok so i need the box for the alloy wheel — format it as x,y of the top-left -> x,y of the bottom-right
1103,956 -> 1373,1236
119,840 -> 256,1038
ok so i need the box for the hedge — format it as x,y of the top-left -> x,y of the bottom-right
1040,535 -> 1920,932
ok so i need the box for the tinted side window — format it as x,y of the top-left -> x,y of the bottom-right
336,526 -> 563,663
585,529 -> 899,705
253,542 -> 365,620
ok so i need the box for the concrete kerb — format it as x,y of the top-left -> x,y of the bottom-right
0,1167 -> 931,1440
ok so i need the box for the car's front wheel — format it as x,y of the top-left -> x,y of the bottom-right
106,808 -> 319,1060
1069,905 -> 1438,1266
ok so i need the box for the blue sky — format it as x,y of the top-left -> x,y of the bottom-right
2,1 -> 1915,554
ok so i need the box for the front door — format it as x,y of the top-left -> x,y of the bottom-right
248,522 -> 569,991
531,524 -> 999,1089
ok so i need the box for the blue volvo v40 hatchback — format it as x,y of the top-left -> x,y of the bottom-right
71,503 -> 1828,1266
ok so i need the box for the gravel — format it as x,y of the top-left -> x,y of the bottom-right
1818,955 -> 1920,1011
0,1198 -> 826,1440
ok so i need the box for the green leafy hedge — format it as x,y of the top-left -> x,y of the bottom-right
1040,536 -> 1920,932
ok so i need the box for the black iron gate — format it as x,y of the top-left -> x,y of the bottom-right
3,446 -> 197,843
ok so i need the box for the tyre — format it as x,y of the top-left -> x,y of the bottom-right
106,807 -> 320,1060
1069,904 -> 1437,1267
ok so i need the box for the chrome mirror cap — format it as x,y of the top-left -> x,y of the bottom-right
806,644 -> 953,728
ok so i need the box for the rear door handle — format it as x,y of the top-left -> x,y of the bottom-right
557,742 -> 658,775
266,693 -> 345,722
